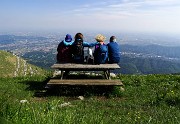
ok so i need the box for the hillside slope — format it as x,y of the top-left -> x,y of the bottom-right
119,56 -> 180,74
0,50 -> 47,77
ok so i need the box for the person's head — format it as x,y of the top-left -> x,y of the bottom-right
65,34 -> 72,42
110,36 -> 116,42
75,33 -> 83,40
95,34 -> 106,43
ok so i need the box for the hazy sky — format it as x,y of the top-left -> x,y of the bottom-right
1,0 -> 180,35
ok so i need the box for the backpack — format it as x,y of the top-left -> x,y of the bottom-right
72,38 -> 84,63
93,43 -> 108,64
56,41 -> 72,63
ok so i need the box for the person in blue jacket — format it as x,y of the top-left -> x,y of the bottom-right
107,36 -> 120,63
93,34 -> 108,64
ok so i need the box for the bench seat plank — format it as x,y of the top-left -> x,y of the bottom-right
47,79 -> 123,86
51,64 -> 120,71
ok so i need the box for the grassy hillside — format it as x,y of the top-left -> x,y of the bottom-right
0,74 -> 180,123
0,50 -> 47,77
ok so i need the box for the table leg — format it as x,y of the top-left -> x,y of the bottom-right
104,70 -> 111,80
60,70 -> 64,80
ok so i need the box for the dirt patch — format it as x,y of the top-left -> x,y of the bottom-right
30,97 -> 48,102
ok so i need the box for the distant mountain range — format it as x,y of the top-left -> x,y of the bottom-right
121,44 -> 180,59
119,44 -> 180,74
119,55 -> 180,74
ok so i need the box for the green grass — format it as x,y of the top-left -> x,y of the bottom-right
0,51 -> 16,77
0,74 -> 180,124
0,50 -> 47,77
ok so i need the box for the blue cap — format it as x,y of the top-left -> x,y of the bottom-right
65,34 -> 72,42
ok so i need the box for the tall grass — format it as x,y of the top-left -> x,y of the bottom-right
0,74 -> 180,123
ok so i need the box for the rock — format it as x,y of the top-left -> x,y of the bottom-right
120,86 -> 125,92
110,73 -> 116,78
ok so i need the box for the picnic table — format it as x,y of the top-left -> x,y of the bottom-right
47,63 -> 123,86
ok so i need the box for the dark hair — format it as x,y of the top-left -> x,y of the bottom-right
110,36 -> 116,42
75,33 -> 83,40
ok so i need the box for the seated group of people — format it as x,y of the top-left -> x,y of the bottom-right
56,33 -> 120,64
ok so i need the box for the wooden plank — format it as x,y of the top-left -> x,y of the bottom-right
51,63 -> 120,71
47,79 -> 123,86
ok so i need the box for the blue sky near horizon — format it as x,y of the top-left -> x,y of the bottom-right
1,0 -> 180,35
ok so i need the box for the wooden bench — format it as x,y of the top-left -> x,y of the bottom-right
47,63 -> 122,86
47,79 -> 123,86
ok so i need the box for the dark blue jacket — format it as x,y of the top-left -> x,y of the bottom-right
93,43 -> 108,64
107,42 -> 120,63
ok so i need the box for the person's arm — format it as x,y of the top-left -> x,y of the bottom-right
83,42 -> 98,47
83,41 -> 90,47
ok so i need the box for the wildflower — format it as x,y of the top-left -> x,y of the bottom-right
59,102 -> 71,107
171,90 -> 174,94
20,100 -> 28,103
78,96 -> 84,100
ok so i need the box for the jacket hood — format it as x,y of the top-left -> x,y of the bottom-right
63,40 -> 74,46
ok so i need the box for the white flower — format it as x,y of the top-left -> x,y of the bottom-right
78,96 -> 84,100
59,102 -> 71,107
20,100 -> 28,103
